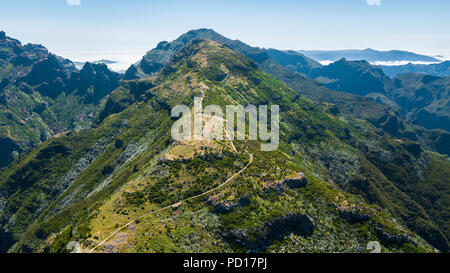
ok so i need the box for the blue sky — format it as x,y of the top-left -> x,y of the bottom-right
1,0 -> 449,63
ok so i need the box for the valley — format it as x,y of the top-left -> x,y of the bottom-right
0,31 -> 448,254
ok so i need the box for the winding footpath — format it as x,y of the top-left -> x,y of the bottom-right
89,153 -> 252,253
89,89 -> 252,252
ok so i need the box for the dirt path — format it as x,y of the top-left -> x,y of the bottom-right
89,153 -> 252,253
89,88 -> 253,253
89,98 -> 252,252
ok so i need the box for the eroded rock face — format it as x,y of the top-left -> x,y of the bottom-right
339,209 -> 371,223
222,213 -> 314,251
263,181 -> 285,195
263,173 -> 308,195
0,137 -> 21,168
374,226 -> 413,246
68,62 -> 121,103
0,227 -> 15,253
0,32 -> 120,169
282,173 -> 308,189
207,195 -> 251,214
123,64 -> 139,80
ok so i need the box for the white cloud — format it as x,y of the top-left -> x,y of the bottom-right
366,0 -> 381,6
66,0 -> 81,6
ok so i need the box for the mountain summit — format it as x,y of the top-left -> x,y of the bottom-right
0,39 -> 448,253
124,29 -> 449,157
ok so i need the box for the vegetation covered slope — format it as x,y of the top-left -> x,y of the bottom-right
126,29 -> 448,157
0,40 -> 448,253
0,31 -> 121,168
387,74 -> 450,131
307,58 -> 450,136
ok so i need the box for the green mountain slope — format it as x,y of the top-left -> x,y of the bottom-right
387,74 -> 450,131
0,31 -> 121,168
1,40 -> 448,253
125,29 -> 449,157
307,58 -> 450,135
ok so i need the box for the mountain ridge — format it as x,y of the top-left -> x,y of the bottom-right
305,58 -> 450,134
380,61 -> 450,78
0,39 -> 448,253
124,29 -> 449,156
299,48 -> 440,63
0,31 -> 121,168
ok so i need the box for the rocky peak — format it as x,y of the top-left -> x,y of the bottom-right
123,64 -> 139,80
22,43 -> 50,60
160,39 -> 258,81
22,54 -> 66,84
80,61 -> 96,75
133,28 -> 249,77
155,41 -> 170,50
68,62 -> 121,103
309,58 -> 392,96
0,33 -> 23,55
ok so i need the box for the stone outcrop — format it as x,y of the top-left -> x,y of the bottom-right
264,173 -> 308,195
339,208 -> 371,223
68,62 -> 121,103
282,172 -> 308,189
222,213 -> 314,251
374,226 -> 413,246
207,195 -> 251,214
123,64 -> 139,80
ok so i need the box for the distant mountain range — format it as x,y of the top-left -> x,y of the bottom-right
73,59 -> 117,70
125,29 -> 450,156
380,61 -> 450,77
297,48 -> 450,78
0,29 -> 449,254
298,58 -> 450,134
257,46 -> 450,136
1,35 -> 448,254
299,48 -> 440,63
1,28 -> 448,161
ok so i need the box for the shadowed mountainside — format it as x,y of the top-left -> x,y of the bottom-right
0,31 -> 121,168
305,58 -> 450,136
125,29 -> 449,156
0,40 -> 448,254
380,61 -> 450,78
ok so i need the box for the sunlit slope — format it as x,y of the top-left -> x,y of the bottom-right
1,40 -> 447,253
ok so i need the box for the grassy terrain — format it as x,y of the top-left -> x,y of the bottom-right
0,40 -> 448,253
